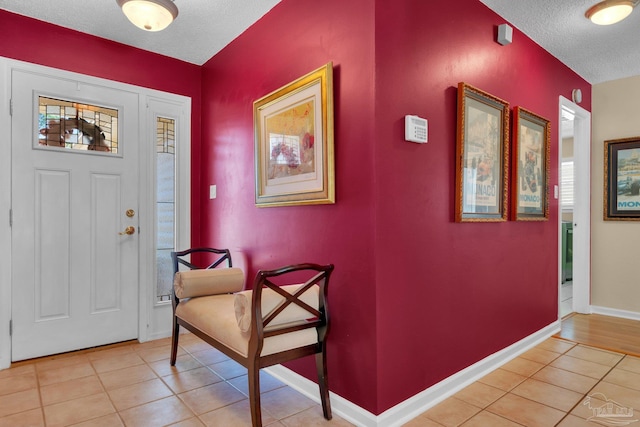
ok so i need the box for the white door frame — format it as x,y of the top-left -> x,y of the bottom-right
0,58 -> 191,369
145,96 -> 191,340
558,96 -> 591,316
0,58 -> 12,370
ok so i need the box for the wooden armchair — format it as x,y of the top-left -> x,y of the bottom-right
170,248 -> 334,427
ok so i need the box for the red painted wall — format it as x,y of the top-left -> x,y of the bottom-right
373,1 -> 590,411
200,0 -> 379,411
201,0 -> 591,415
0,10 -> 204,236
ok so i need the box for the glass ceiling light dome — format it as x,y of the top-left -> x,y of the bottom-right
117,0 -> 179,32
586,0 -> 635,25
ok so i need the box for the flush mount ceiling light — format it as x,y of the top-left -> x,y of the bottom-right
117,0 -> 178,32
585,0 -> 635,25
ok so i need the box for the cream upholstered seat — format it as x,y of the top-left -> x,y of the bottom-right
175,294 -> 319,357
170,248 -> 334,427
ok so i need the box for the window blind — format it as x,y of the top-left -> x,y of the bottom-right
561,160 -> 574,210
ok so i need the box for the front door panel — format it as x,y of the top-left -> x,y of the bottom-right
11,70 -> 140,361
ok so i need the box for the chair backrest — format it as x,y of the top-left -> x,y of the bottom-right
249,263 -> 334,351
171,247 -> 232,275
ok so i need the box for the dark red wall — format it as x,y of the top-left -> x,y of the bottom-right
373,1 -> 590,411
0,10 -> 204,236
200,0 -> 379,411
201,0 -> 591,415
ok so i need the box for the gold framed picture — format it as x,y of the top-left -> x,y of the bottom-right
455,83 -> 509,222
253,63 -> 334,207
511,106 -> 550,221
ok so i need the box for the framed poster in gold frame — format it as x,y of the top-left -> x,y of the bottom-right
455,82 -> 509,222
511,107 -> 550,221
253,63 -> 334,207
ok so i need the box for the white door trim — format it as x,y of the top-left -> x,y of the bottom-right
0,57 -> 191,368
144,96 -> 191,340
558,96 -> 591,316
0,59 -> 12,370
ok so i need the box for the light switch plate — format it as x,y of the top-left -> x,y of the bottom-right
210,185 -> 217,199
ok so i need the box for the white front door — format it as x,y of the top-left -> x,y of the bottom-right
11,69 -> 140,361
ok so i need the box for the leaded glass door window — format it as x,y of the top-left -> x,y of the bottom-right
156,117 -> 175,302
38,96 -> 118,153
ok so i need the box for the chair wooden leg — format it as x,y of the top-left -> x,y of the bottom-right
170,316 -> 180,366
315,347 -> 332,420
248,361 -> 262,427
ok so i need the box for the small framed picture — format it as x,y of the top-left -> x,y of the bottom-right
511,107 -> 550,221
604,137 -> 640,221
455,83 -> 509,222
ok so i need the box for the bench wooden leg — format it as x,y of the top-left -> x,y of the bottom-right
170,316 -> 180,366
316,347 -> 332,420
248,361 -> 262,427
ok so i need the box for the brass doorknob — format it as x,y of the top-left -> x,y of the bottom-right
119,226 -> 136,235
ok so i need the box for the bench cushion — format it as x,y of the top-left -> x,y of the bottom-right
174,268 -> 244,299
234,284 -> 319,333
175,294 -> 318,357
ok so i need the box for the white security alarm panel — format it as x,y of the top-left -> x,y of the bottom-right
405,115 -> 428,144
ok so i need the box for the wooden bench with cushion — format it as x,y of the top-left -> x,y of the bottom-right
170,247 -> 334,427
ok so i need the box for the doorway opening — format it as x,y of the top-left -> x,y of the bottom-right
558,96 -> 591,319
560,106 -> 574,317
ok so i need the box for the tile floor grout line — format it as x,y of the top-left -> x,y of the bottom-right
552,347 -> 630,426
18,334 -> 640,426
425,339 -> 628,427
173,342 -> 292,425
34,363 -> 48,427
1,337 -> 347,427
93,355 -> 135,427
174,341 -> 291,422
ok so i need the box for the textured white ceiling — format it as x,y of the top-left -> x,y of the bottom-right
480,0 -> 640,84
0,0 -> 281,65
1,0 -> 638,83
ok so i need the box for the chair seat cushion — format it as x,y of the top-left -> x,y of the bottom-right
175,294 -> 318,357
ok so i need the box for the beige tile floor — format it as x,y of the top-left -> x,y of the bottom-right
405,337 -> 640,426
0,332 -> 353,426
2,334 -> 639,426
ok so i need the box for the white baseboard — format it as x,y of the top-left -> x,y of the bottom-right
0,354 -> 10,370
145,332 -> 171,342
266,365 -> 378,427
591,306 -> 640,321
266,320 -> 561,427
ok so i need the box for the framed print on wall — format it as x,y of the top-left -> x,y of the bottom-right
511,107 -> 550,221
455,82 -> 509,222
604,137 -> 640,221
253,62 -> 335,207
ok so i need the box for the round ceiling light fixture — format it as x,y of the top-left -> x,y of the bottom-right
117,0 -> 179,32
586,0 -> 635,25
